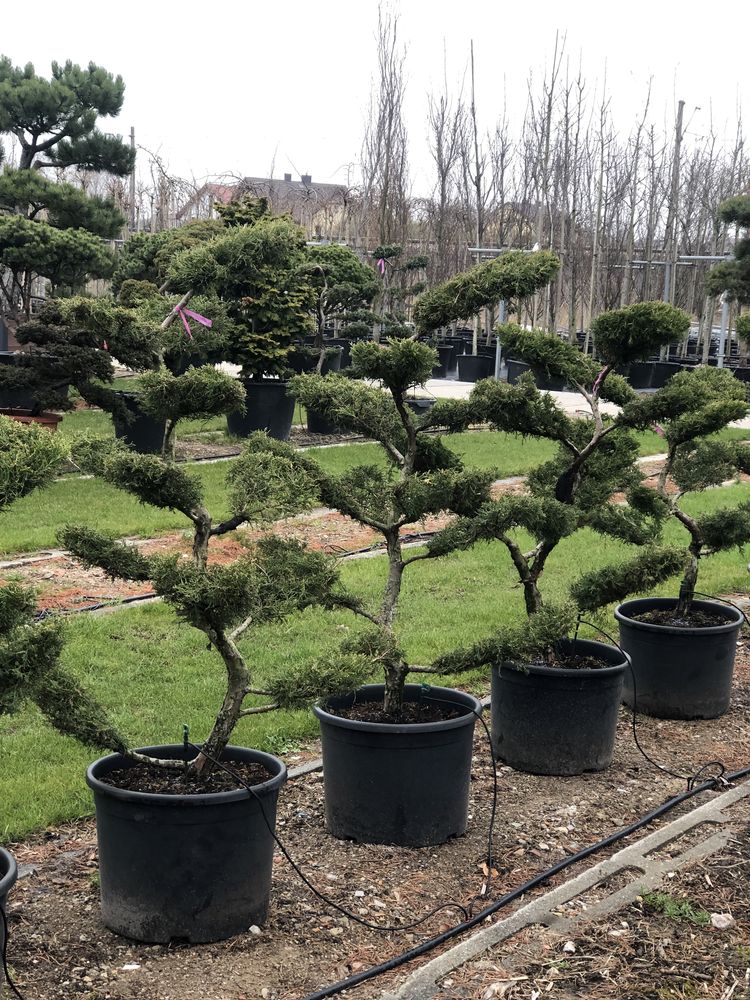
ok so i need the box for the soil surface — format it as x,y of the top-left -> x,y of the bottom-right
101,760 -> 274,795
528,652 -> 612,671
326,700 -> 463,725
634,607 -> 732,629
5,643 -> 750,999
447,816 -> 750,999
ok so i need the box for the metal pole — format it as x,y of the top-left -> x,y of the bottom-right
128,127 -> 136,234
718,291 -> 730,368
494,299 -> 507,379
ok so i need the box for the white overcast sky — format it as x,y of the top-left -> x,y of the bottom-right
2,0 -> 747,194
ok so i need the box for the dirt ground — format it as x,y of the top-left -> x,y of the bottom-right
450,816 -> 750,1000
5,644 -> 750,1000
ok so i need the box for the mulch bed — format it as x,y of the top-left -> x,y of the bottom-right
5,646 -> 750,999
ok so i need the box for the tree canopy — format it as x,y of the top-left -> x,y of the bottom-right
0,56 -> 134,174
705,196 -> 750,303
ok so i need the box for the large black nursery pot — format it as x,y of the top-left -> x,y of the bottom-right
227,379 -> 295,441
313,683 -> 482,847
457,354 -> 494,382
615,597 -> 743,719
306,407 -> 342,435
287,346 -> 342,375
627,361 -> 655,389
491,637 -> 627,775
86,744 -> 286,944
0,846 -> 17,996
112,392 -> 166,455
431,344 -> 455,379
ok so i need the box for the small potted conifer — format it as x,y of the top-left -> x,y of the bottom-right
4,432 -> 360,943
607,364 -> 750,718
425,302 -> 691,775
0,294 -> 243,457
283,338 -> 495,846
167,214 -> 315,441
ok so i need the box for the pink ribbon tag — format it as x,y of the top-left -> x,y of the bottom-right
376,258 -> 385,276
102,340 -> 109,351
175,306 -> 213,341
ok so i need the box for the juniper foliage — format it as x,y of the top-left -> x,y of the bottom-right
59,437 -> 354,776
286,338 -> 495,715
0,417 -> 125,749
620,364 -> 750,612
427,303 -> 690,666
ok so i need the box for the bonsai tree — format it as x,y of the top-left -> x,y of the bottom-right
302,243 -> 378,369
425,302 -> 692,669
0,294 -> 243,457
413,250 -> 560,355
370,245 -> 430,336
0,169 -> 120,330
577,364 -> 750,618
0,53 -> 135,334
0,295 -> 161,415
110,220 -> 226,295
0,417 -> 124,751
706,196 -> 750,307
287,338 -> 495,714
56,440 -> 365,776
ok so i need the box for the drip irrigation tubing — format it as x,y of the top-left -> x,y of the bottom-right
297,764 -> 750,1000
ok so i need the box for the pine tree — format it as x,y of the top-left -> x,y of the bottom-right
0,57 -> 134,174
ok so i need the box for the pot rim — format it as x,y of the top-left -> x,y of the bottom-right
86,744 -> 287,807
313,683 -> 482,735
615,597 -> 743,636
0,846 -> 17,900
495,636 -> 628,680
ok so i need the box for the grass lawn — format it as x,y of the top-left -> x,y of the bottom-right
5,417 -> 749,556
2,481 -> 750,840
0,431 -> 555,554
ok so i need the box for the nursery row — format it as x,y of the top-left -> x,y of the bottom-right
3,304 -> 750,954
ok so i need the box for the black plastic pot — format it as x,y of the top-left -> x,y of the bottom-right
313,684 -> 482,847
505,359 -> 530,385
627,361 -> 655,389
306,407 -> 342,435
505,359 -> 567,391
227,379 -> 295,441
287,347 -> 342,374
491,638 -> 627,775
112,393 -> 166,455
0,846 -> 17,995
86,744 -> 286,943
326,339 -> 353,369
405,398 -> 436,416
0,353 -> 35,409
615,597 -> 743,719
649,361 -> 681,388
431,344 -> 455,379
457,354 -> 494,382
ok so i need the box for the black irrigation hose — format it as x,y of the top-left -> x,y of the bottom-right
185,736 -> 477,934
574,618 -> 726,790
299,764 -> 750,1000
34,591 -> 158,621
0,906 -> 25,1000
